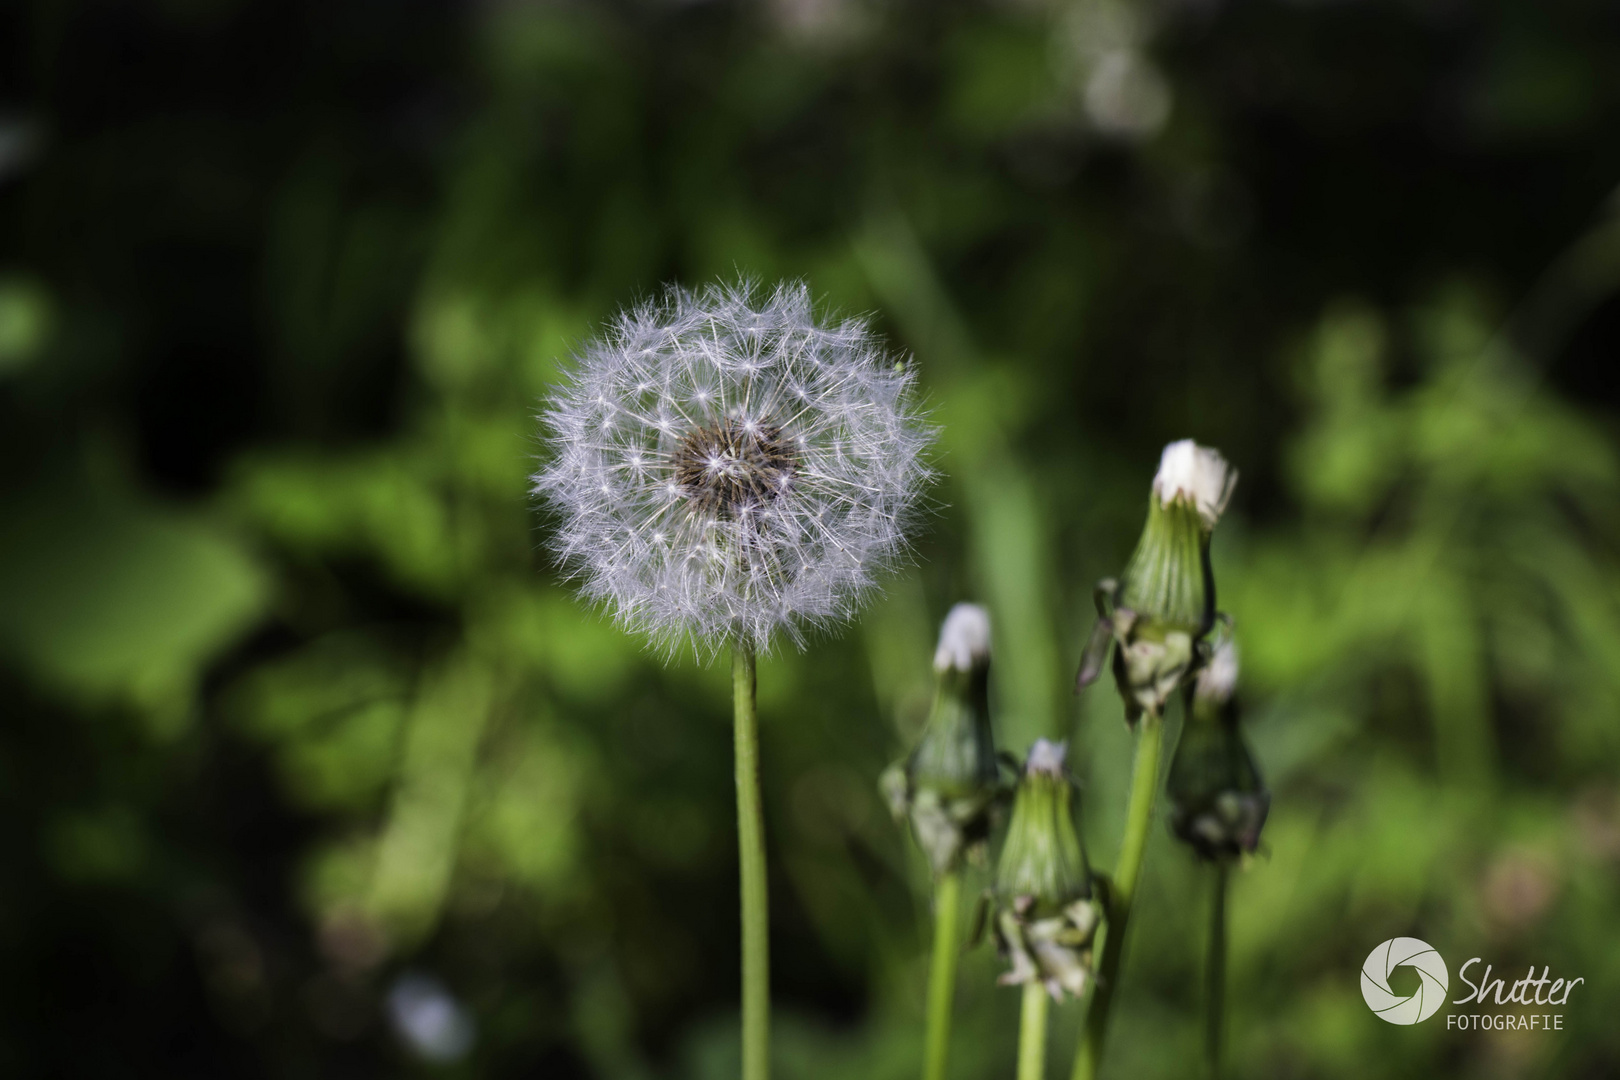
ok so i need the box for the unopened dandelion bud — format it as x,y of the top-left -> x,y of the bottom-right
885,603 -> 1002,875
1076,439 -> 1237,723
995,740 -> 1088,905
991,740 -> 1102,1001
1167,638 -> 1269,861
914,604 -> 995,793
1121,440 -> 1233,635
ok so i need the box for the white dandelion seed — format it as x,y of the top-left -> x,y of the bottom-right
1152,438 -> 1236,529
933,602 -> 991,674
533,280 -> 935,654
1194,636 -> 1239,704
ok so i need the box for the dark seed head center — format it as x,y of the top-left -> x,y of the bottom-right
673,417 -> 796,516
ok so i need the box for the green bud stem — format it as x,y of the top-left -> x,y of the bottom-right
1071,711 -> 1165,1080
913,665 -> 997,797
1121,497 -> 1211,633
1206,861 -> 1228,1080
922,869 -> 962,1080
733,643 -> 770,1080
1017,978 -> 1050,1080
996,750 -> 1089,910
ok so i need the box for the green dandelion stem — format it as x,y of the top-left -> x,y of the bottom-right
1071,711 -> 1165,1080
734,642 -> 771,1080
1017,978 -> 1050,1080
1206,861 -> 1229,1079
922,869 -> 963,1080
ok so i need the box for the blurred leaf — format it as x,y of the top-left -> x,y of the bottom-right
0,488 -> 267,726
44,804 -> 149,883
464,720 -> 589,892
945,21 -> 1065,138
365,653 -> 494,947
0,275 -> 53,374
227,632 -> 408,812
230,450 -> 462,593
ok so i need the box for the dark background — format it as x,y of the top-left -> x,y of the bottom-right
3,1 -> 1619,1077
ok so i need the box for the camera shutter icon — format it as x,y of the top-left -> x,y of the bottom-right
1361,937 -> 1449,1025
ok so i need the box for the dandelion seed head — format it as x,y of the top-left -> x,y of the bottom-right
534,280 -> 935,654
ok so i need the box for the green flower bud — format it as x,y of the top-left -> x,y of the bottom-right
1121,493 -> 1213,634
883,604 -> 1003,875
1076,439 -> 1236,724
1167,638 -> 1269,861
992,740 -> 1102,1000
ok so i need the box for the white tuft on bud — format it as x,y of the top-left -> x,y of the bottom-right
934,603 -> 992,673
1025,738 -> 1068,777
1153,439 -> 1236,528
1195,638 -> 1239,704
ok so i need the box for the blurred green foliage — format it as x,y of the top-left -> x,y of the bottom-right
3,1 -> 1620,1078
